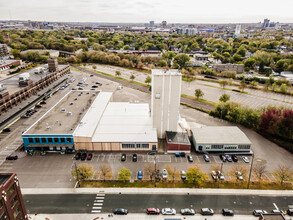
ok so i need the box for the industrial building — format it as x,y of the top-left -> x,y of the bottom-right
190,126 -> 252,153
212,64 -> 244,74
0,44 -> 9,56
165,131 -> 191,153
0,173 -> 28,220
22,91 -> 158,152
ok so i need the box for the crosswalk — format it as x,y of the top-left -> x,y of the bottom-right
91,193 -> 105,213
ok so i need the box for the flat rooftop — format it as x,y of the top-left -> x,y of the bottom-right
191,126 -> 251,145
152,69 -> 182,76
166,131 -> 190,145
24,90 -> 99,135
92,102 -> 157,143
0,174 -> 11,185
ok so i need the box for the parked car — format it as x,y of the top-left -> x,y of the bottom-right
211,170 -> 217,180
162,208 -> 176,215
162,169 -> 168,179
235,171 -> 243,180
21,114 -> 30,118
137,171 -> 143,180
253,210 -> 268,216
76,152 -> 82,160
132,154 -> 137,162
87,153 -> 93,160
203,154 -> 210,162
175,153 -> 180,157
180,152 -> 186,157
225,155 -> 232,162
40,101 -> 46,104
217,171 -> 225,180
2,128 -> 11,132
40,151 -> 47,156
220,154 -> 226,162
121,154 -> 126,161
187,155 -> 193,162
232,155 -> 238,162
181,170 -> 186,180
80,152 -> 87,161
147,151 -> 156,155
6,154 -> 18,160
287,208 -> 293,216
60,150 -> 66,155
92,85 -> 98,88
242,156 -> 249,163
35,104 -> 42,108
200,208 -> 214,215
90,88 -> 96,91
146,208 -> 160,215
222,209 -> 234,216
181,208 -> 195,215
113,208 -> 128,215
90,74 -> 94,77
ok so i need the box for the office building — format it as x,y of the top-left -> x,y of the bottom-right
162,21 -> 167,28
149,21 -> 154,28
0,173 -> 28,220
0,44 -> 9,57
263,19 -> 270,28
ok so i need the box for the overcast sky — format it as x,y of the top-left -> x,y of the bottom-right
0,0 -> 293,23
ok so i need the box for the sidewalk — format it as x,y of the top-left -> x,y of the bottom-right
28,213 -> 257,220
22,187 -> 293,196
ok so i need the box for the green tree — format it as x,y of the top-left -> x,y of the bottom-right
238,80 -> 247,92
244,58 -> 256,70
115,70 -> 121,77
186,165 -> 207,186
117,167 -> 132,182
174,54 -> 190,69
10,49 -> 21,59
219,94 -> 230,102
280,83 -> 287,94
194,89 -> 204,100
162,51 -> 176,67
72,163 -> 94,182
130,74 -> 135,81
219,80 -> 228,89
145,75 -> 151,85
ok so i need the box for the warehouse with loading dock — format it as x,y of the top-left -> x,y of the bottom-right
22,90 -> 158,152
190,126 -> 252,153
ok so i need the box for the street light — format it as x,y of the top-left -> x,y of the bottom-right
247,153 -> 254,189
154,154 -> 157,188
218,162 -> 223,188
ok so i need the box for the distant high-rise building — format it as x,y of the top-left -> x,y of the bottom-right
0,173 -> 28,220
162,21 -> 167,28
263,19 -> 270,28
235,25 -> 241,37
149,21 -> 154,28
0,44 -> 9,57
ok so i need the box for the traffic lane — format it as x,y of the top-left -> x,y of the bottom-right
23,194 -> 95,214
102,194 -> 293,214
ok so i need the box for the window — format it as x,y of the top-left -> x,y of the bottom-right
13,207 -> 20,218
238,145 -> 250,149
10,196 -> 18,209
7,186 -> 15,198
28,138 -> 34,143
60,138 -> 65,143
198,146 -> 203,151
48,138 -> 53,143
54,138 -> 59,142
141,144 -> 149,149
41,138 -> 47,143
211,145 -> 223,149
122,144 -> 135,149
35,138 -> 40,143
66,138 -> 72,143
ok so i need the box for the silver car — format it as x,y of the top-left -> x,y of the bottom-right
162,169 -> 168,179
162,208 -> 176,215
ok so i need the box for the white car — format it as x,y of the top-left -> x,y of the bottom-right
217,171 -> 225,180
162,169 -> 168,179
162,208 -> 176,215
242,156 -> 249,163
236,171 -> 243,180
211,170 -> 217,180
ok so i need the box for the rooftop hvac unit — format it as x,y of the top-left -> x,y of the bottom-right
67,112 -> 72,116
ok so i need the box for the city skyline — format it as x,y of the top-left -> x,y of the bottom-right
0,0 -> 293,23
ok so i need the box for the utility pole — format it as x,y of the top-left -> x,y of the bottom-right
218,162 -> 223,188
247,154 -> 254,189
154,155 -> 157,188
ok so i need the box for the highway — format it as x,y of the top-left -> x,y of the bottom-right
23,193 -> 293,215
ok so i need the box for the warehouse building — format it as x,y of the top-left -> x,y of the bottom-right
22,90 -> 158,152
165,131 -> 191,153
191,126 -> 252,153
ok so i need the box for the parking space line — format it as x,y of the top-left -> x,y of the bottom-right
195,156 -> 200,163
213,156 -> 221,163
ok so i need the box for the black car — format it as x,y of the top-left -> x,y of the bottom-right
40,101 -> 46,105
121,154 -> 126,161
6,155 -> 18,160
287,208 -> 293,216
81,152 -> 87,161
147,151 -> 156,155
232,155 -> 238,162
132,154 -> 137,162
220,154 -> 226,162
222,209 -> 234,216
2,128 -> 11,132
180,152 -> 186,157
113,208 -> 128,215
75,152 -> 81,160
187,155 -> 193,162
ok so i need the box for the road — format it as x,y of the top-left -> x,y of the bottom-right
23,193 -> 293,215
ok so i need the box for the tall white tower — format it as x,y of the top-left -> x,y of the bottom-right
151,69 -> 182,139
235,25 -> 241,37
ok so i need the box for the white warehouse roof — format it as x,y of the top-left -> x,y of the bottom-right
92,102 -> 157,143
191,126 -> 251,145
152,69 -> 182,76
73,92 -> 112,137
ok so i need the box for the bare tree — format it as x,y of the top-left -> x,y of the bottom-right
143,163 -> 156,181
228,165 -> 248,182
99,163 -> 114,182
165,165 -> 180,183
253,162 -> 267,182
210,164 -> 221,173
272,164 -> 293,185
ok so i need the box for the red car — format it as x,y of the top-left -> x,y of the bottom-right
87,153 -> 93,160
146,208 -> 160,215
